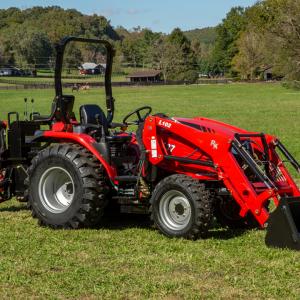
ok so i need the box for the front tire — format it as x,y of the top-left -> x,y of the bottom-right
28,143 -> 108,229
150,175 -> 213,240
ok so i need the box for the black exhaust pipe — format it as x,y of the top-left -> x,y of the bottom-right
265,197 -> 300,250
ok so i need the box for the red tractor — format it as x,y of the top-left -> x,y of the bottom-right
0,37 -> 300,250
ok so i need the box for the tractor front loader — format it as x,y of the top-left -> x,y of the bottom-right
0,36 -> 299,250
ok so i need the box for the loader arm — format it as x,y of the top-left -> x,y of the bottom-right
142,115 -> 300,230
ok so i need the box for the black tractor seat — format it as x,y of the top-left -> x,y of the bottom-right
32,102 -> 56,123
80,104 -> 109,134
79,104 -> 131,143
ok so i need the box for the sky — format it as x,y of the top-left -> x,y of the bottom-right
0,0 -> 258,33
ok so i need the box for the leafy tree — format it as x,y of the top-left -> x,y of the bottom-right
254,0 -> 300,80
121,33 -> 143,67
230,0 -> 300,80
184,27 -> 217,45
141,29 -> 161,65
120,28 -> 161,68
112,41 -> 124,74
0,6 -> 119,69
166,28 -> 198,81
212,7 -> 247,76
168,28 -> 190,47
14,30 -> 53,68
0,45 -> 4,65
151,29 -> 198,82
150,37 -> 169,81
232,31 -> 265,79
64,44 -> 83,74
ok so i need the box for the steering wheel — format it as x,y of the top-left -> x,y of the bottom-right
123,106 -> 152,125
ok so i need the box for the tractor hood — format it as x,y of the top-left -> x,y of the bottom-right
175,117 -> 250,138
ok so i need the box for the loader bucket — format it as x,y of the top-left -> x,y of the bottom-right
265,197 -> 300,250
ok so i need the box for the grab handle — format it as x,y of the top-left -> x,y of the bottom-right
8,112 -> 19,128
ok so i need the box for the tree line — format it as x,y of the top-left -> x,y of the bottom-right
0,1 -> 299,81
212,0 -> 300,80
0,6 -> 213,82
0,7 -> 118,70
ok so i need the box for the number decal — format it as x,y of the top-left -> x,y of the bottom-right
167,144 -> 176,153
158,120 -> 172,128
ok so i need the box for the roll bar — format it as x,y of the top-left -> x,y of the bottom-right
54,36 -> 115,123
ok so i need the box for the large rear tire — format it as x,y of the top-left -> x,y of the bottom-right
150,174 -> 213,240
28,143 -> 108,228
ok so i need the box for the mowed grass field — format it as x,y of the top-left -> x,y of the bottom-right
0,83 -> 299,299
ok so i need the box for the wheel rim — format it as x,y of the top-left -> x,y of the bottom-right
159,190 -> 191,231
38,167 -> 75,214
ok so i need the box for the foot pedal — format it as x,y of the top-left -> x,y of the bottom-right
265,197 -> 300,250
16,196 -> 28,203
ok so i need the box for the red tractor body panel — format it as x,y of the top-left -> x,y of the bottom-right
43,130 -> 117,181
142,115 -> 300,227
42,127 -> 138,185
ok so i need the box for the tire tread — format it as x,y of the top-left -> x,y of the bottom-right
27,143 -> 108,229
150,174 -> 213,240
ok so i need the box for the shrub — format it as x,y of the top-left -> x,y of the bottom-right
282,80 -> 300,90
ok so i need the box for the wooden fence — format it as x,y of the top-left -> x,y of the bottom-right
0,79 -> 230,90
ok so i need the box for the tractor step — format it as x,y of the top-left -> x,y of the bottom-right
120,205 -> 149,214
115,176 -> 138,182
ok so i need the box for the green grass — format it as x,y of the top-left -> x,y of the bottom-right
0,83 -> 299,299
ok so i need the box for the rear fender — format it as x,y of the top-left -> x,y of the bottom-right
32,131 -> 117,183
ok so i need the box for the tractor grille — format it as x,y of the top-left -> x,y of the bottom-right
180,121 -> 215,133
269,163 -> 286,183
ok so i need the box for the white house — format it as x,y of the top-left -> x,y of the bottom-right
79,63 -> 106,75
